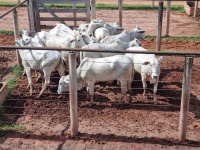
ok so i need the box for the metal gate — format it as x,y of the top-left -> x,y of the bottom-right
28,0 -> 91,32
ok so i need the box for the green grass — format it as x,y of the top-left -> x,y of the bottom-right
0,30 -> 14,36
0,1 -> 26,7
149,49 -> 195,52
0,106 -> 4,121
163,35 -> 200,41
0,123 -> 24,136
0,65 -> 25,136
7,78 -> 19,93
6,65 -> 23,98
13,65 -> 23,78
145,35 -> 200,41
0,2 -> 185,12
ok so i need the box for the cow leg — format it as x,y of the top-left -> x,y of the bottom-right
119,80 -> 129,102
36,72 -> 42,82
56,61 -> 65,77
128,74 -> 134,94
37,69 -> 51,98
153,80 -> 159,101
141,75 -> 147,100
25,68 -> 33,96
87,81 -> 94,104
22,70 -> 26,76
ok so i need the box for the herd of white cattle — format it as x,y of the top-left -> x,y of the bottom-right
15,19 -> 163,103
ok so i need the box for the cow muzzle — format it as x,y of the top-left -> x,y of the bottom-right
57,90 -> 62,94
150,77 -> 158,84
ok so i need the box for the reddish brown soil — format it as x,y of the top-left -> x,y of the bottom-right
0,34 -> 200,149
0,3 -> 200,149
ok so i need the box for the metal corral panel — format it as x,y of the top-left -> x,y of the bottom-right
42,0 -> 87,4
28,0 -> 91,31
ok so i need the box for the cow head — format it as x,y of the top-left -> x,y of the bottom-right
141,56 -> 163,84
15,39 -> 25,46
69,33 -> 87,48
129,38 -> 141,47
19,30 -> 36,45
132,26 -> 145,40
57,76 -> 70,94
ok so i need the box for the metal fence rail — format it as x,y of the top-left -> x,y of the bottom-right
0,46 -> 199,141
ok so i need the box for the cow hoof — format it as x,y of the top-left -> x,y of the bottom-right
88,102 -> 94,107
36,95 -> 41,99
153,100 -> 158,105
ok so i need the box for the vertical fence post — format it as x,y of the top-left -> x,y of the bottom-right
28,0 -> 36,31
86,0 -> 91,23
118,0 -> 123,27
179,57 -> 194,141
156,1 -> 163,51
194,1 -> 199,18
34,0 -> 40,32
90,0 -> 96,20
152,0 -> 155,8
72,2 -> 77,27
166,0 -> 171,36
13,9 -> 22,67
69,52 -> 78,136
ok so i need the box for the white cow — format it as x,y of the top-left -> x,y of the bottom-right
19,30 -> 36,45
80,38 -> 141,61
104,23 -> 124,35
78,31 -> 99,44
94,27 -> 110,42
87,21 -> 104,37
100,26 -> 145,44
34,31 -> 86,69
57,55 -> 134,103
49,23 -> 74,39
125,46 -> 163,101
16,38 -> 65,98
77,23 -> 89,32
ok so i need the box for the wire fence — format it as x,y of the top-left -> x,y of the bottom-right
0,46 -> 199,116
0,1 -> 199,36
0,0 -> 200,143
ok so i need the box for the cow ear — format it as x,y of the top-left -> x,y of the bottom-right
143,61 -> 150,65
64,75 -> 70,83
29,31 -> 36,37
138,30 -> 145,33
81,34 -> 87,38
158,56 -> 164,62
69,39 -> 74,43
15,40 -> 20,46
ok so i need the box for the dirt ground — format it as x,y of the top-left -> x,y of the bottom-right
0,2 -> 200,37
0,2 -> 200,150
0,35 -> 200,149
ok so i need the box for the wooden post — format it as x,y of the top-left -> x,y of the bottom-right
179,57 -> 194,141
166,0 -> 171,36
152,0 -> 155,8
118,0 -> 123,27
69,52 -> 78,136
72,2 -> 77,27
28,0 -> 36,31
13,9 -> 22,66
86,0 -> 91,23
90,0 -> 96,20
156,1 -> 163,51
194,1 -> 199,18
35,0 -> 41,32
